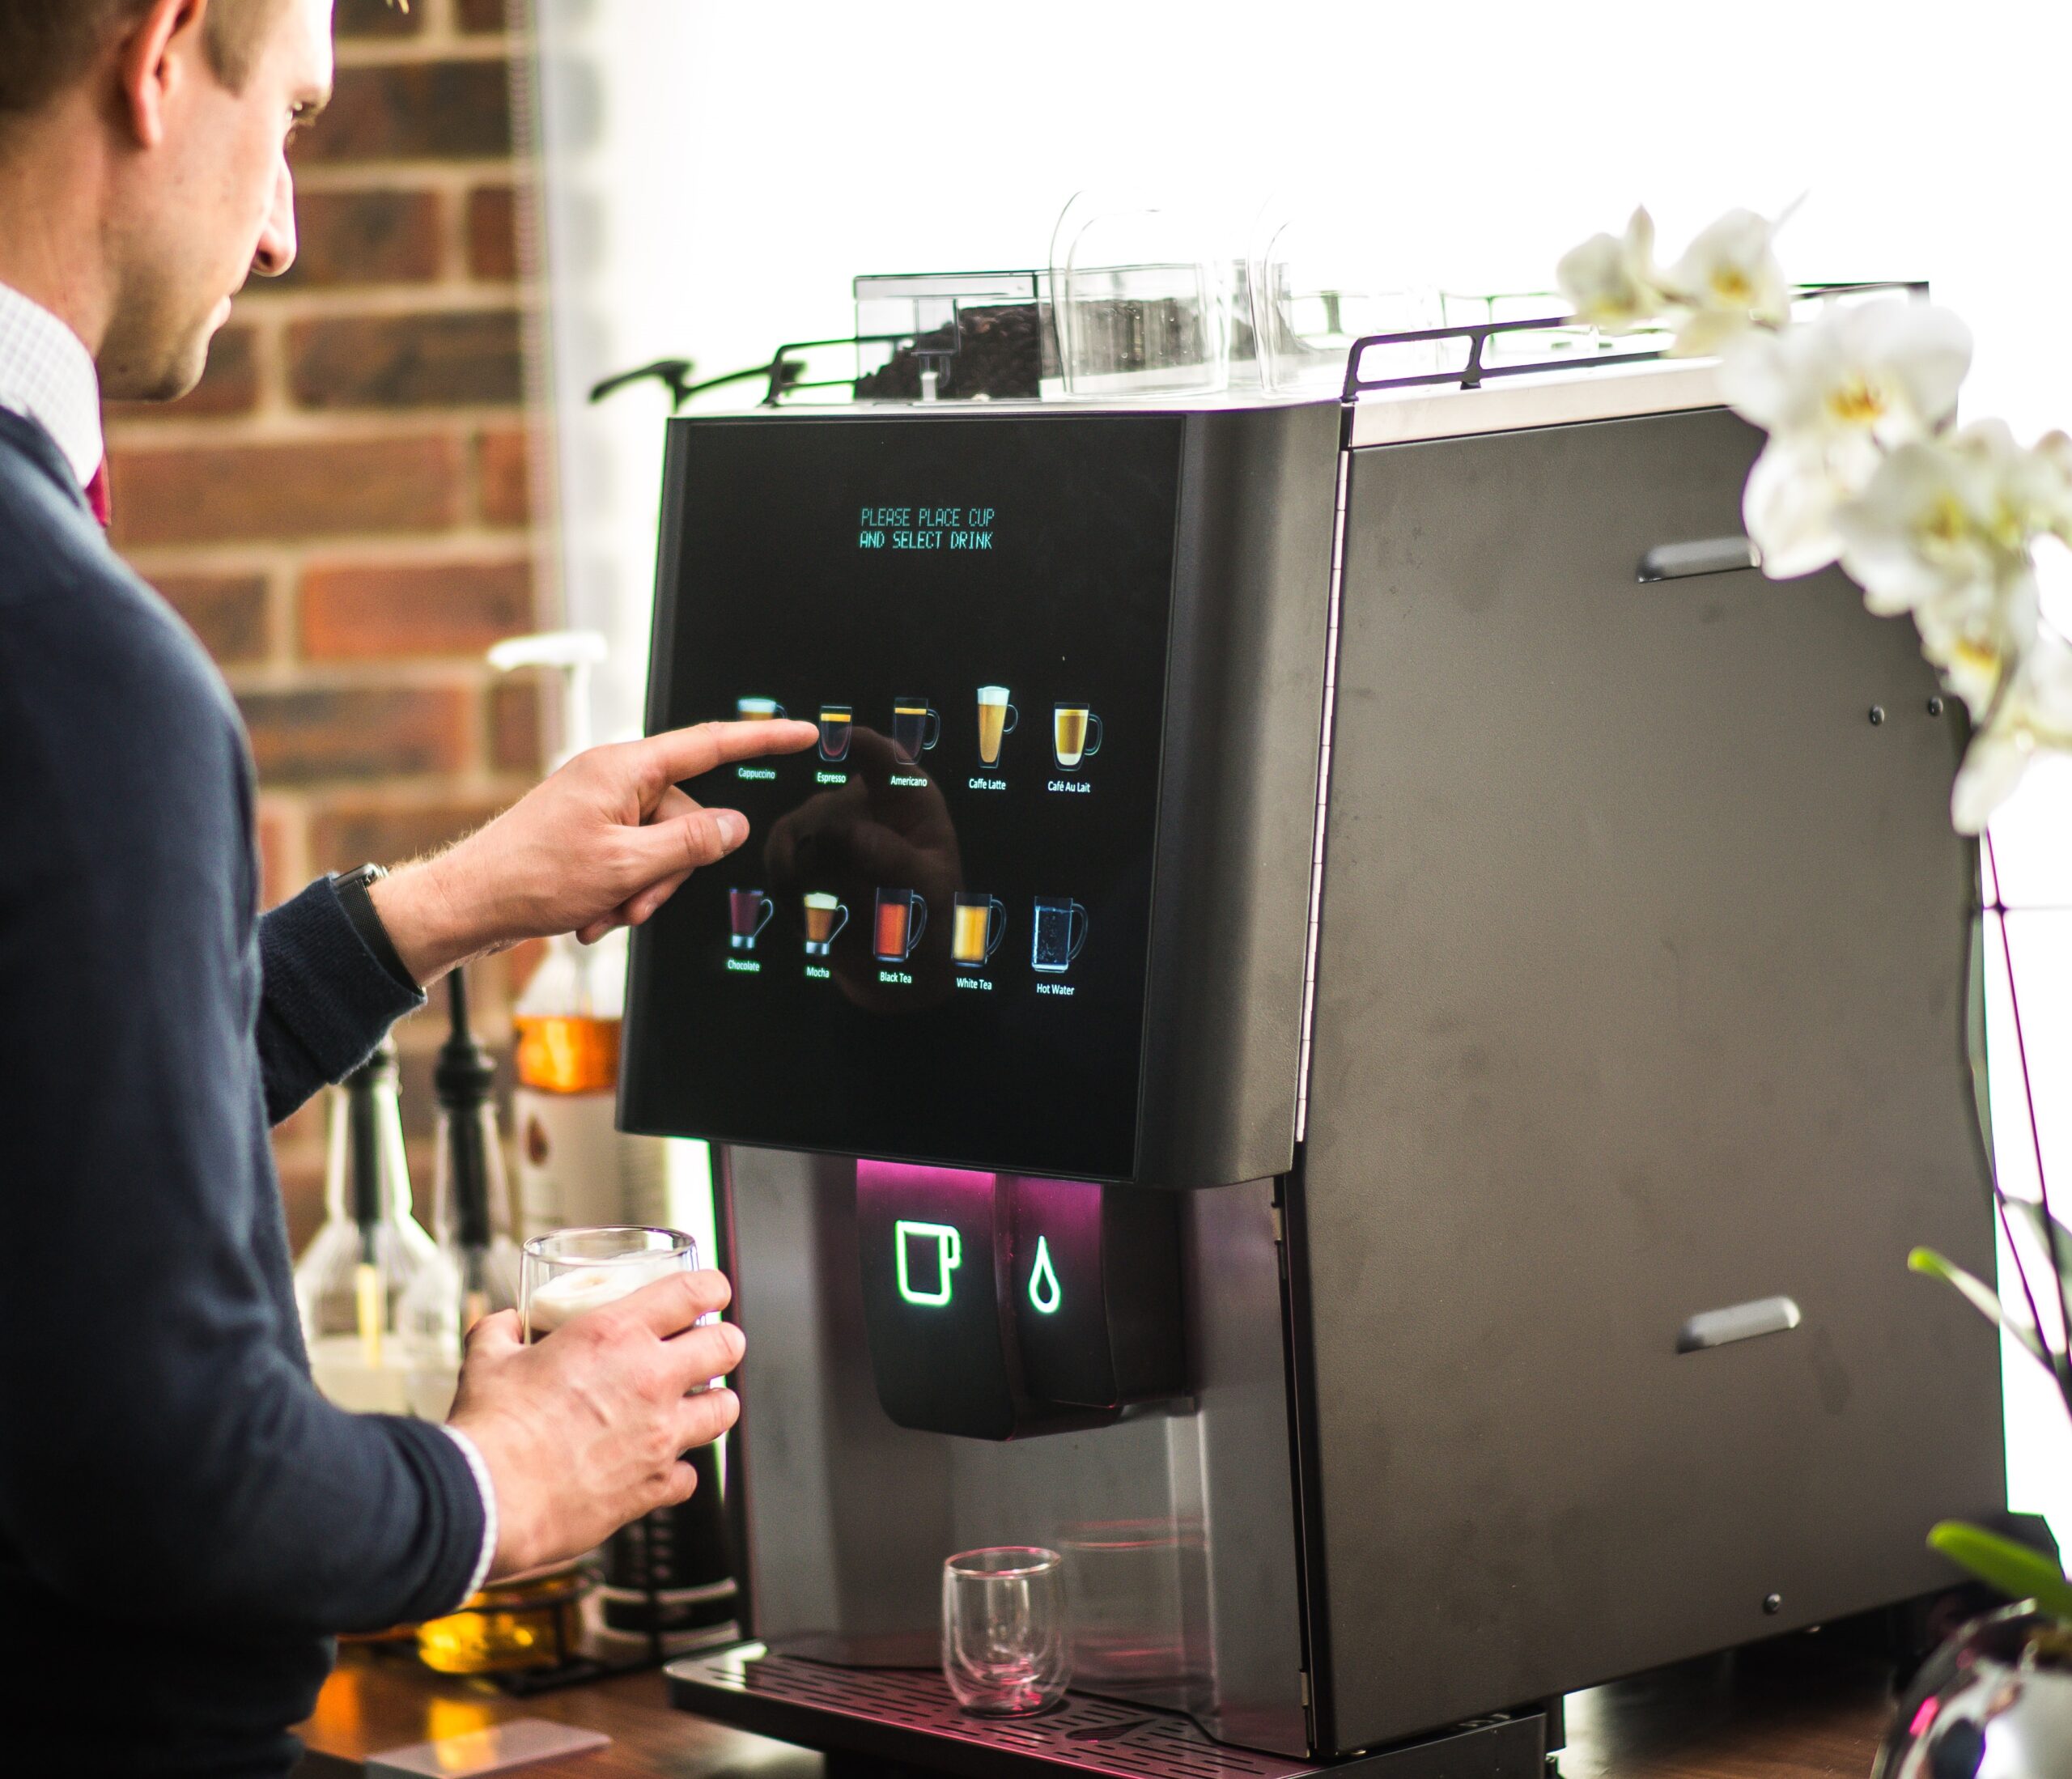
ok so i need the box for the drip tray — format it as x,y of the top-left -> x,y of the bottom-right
665,1646 -> 1545,1779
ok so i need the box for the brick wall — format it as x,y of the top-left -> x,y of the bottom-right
106,0 -> 552,1250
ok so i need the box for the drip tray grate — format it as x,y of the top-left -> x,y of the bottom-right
665,1646 -> 1544,1779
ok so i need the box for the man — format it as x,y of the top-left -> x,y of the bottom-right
0,0 -> 817,1771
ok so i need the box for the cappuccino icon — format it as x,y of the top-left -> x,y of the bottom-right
736,697 -> 785,720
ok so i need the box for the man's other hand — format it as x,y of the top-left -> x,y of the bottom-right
367,718 -> 817,983
446,1271 -> 745,1579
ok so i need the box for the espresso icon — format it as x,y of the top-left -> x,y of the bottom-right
803,893 -> 848,957
976,686 -> 1017,766
1053,704 -> 1103,770
951,894 -> 1007,970
736,697 -> 785,720
1031,898 -> 1088,974
890,698 -> 941,766
874,889 -> 928,962
818,704 -> 853,762
728,888 -> 775,951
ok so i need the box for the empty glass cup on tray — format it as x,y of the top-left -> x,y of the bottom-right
942,1547 -> 1070,1716
520,1226 -> 702,1344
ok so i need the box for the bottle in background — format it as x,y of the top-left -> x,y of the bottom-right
293,1039 -> 435,1415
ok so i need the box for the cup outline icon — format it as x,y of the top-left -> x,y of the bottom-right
976,686 -> 1018,766
1053,704 -> 1103,771
1031,898 -> 1089,974
728,888 -> 775,950
951,894 -> 1008,970
894,1220 -> 962,1308
874,888 -> 929,962
802,892 -> 849,957
891,698 -> 942,766
819,704 -> 854,762
736,697 -> 786,721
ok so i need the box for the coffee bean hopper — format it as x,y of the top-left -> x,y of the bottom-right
616,287 -> 2006,1777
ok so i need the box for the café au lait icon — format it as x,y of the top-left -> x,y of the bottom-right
1028,1237 -> 1062,1316
728,888 -> 775,950
894,1221 -> 961,1308
1053,703 -> 1102,770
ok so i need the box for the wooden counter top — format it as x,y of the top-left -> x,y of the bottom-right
297,1636 -> 1896,1778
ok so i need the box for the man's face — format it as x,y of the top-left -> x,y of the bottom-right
100,0 -> 333,401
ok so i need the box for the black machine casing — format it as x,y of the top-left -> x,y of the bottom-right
624,404 -> 1342,1187
634,384 -> 2006,1767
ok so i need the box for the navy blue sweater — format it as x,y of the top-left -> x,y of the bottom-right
0,408 -> 486,1776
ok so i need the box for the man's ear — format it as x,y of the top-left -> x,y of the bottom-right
114,0 -> 212,150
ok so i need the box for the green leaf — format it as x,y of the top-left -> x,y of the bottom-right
1909,1247 -> 2051,1371
1928,1522 -> 2072,1620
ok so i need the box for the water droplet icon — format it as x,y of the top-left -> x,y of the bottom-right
1029,1236 -> 1062,1316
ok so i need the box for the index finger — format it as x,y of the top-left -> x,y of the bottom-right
619,1267 -> 733,1337
639,719 -> 818,792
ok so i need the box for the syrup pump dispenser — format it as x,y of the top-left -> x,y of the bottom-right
401,966 -> 520,1418
295,1038 -> 437,1415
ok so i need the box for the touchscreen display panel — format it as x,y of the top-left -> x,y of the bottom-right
624,412 -> 1184,1180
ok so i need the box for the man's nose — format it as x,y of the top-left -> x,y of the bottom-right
252,163 -> 298,279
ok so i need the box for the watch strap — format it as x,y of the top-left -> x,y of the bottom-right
332,864 -> 418,991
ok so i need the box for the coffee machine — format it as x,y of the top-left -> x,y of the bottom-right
619,316 -> 2004,1776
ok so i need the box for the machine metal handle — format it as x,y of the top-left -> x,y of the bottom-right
1676,1294 -> 1802,1353
1637,537 -> 1761,583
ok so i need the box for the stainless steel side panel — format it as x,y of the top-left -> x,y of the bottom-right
1293,406 -> 2004,1751
728,1146 -> 1308,1755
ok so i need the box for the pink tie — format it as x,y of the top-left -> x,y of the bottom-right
84,460 -> 110,529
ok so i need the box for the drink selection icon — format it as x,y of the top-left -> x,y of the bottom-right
1031,898 -> 1088,974
818,703 -> 853,762
976,686 -> 1017,766
736,696 -> 786,720
728,888 -> 775,951
874,889 -> 929,962
803,893 -> 848,957
890,698 -> 941,766
950,894 -> 1007,970
1053,703 -> 1103,770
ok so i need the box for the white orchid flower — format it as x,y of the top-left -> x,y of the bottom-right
1916,570 -> 2040,715
1663,208 -> 1790,355
1724,300 -> 1974,576
1838,420 -> 2052,609
1556,207 -> 1667,335
1951,628 -> 2072,833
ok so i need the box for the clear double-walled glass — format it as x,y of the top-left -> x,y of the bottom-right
942,1547 -> 1070,1716
520,1226 -> 701,1341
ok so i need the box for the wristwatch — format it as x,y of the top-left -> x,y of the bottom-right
330,862 -> 419,991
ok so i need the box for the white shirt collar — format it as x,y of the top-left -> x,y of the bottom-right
0,281 -> 103,488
